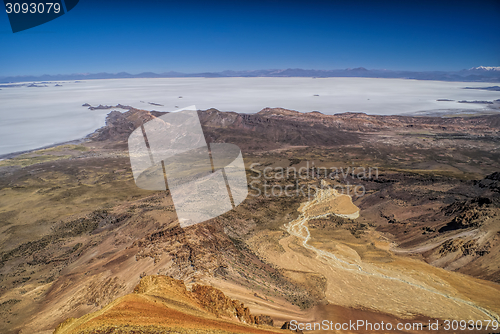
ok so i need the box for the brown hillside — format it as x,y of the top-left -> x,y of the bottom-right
53,275 -> 285,334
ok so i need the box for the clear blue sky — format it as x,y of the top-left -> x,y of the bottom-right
0,0 -> 499,76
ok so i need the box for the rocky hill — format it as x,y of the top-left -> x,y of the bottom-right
89,105 -> 500,152
54,275 -> 283,334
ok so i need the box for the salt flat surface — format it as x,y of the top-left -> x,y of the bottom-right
0,77 -> 499,156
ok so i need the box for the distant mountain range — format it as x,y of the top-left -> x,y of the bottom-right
1,66 -> 499,83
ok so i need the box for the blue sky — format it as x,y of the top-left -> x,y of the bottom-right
0,0 -> 499,76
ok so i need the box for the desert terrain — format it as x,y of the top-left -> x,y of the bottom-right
1,105 -> 500,333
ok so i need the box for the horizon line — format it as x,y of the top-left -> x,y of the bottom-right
3,66 -> 500,79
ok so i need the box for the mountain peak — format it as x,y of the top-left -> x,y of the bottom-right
348,67 -> 368,71
469,66 -> 500,71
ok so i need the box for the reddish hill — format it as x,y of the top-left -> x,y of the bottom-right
54,275 -> 285,334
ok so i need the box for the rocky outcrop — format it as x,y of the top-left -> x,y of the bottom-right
476,172 -> 500,193
255,315 -> 274,326
134,275 -> 272,326
54,275 -> 283,334
89,108 -> 156,143
88,106 -> 500,152
439,208 -> 483,232
191,284 -> 255,324
439,196 -> 494,233
438,238 -> 491,257
281,321 -> 304,333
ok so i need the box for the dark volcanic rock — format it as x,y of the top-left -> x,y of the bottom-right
476,172 -> 500,193
281,321 -> 304,333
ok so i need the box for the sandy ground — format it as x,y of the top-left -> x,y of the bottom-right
247,185 -> 500,324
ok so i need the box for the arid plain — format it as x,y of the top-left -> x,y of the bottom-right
1,105 -> 500,333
